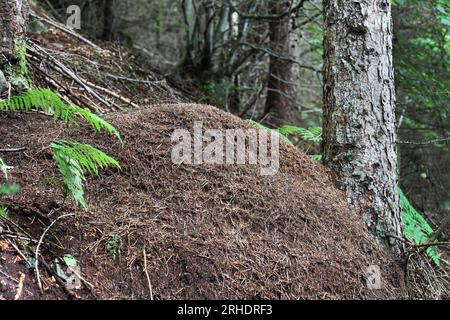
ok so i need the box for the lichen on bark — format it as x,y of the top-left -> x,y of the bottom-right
7,39 -> 31,90
0,0 -> 30,92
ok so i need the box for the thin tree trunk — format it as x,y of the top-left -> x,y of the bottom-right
199,1 -> 215,72
182,0 -> 196,69
263,0 -> 297,127
322,0 -> 403,254
102,0 -> 115,41
0,0 -> 29,92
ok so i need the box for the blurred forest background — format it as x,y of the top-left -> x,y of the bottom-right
38,0 -> 449,236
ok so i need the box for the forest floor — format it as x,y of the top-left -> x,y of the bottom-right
1,106 -> 405,299
0,6 -> 441,300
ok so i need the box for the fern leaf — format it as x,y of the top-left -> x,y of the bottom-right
51,140 -> 121,209
246,119 -> 293,144
51,140 -> 121,175
71,105 -> 122,142
0,159 -> 19,218
279,125 -> 322,144
52,149 -> 87,209
0,88 -> 121,141
399,189 -> 441,266
0,158 -> 13,179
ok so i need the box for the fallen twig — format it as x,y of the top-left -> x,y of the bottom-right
27,42 -> 113,111
0,269 -> 19,284
0,216 -> 36,244
6,240 -> 28,261
0,231 -> 37,243
0,147 -> 27,153
27,58 -> 104,113
8,232 -> 80,299
419,216 -> 450,256
62,259 -> 95,289
14,272 -> 25,300
143,247 -> 153,300
39,256 -> 80,299
35,213 -> 75,293
398,138 -> 450,145
30,11 -> 105,53
415,241 -> 450,249
104,72 -> 165,85
84,80 -> 139,109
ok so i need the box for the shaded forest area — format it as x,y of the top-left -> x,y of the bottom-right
0,0 -> 448,300
45,0 -> 448,230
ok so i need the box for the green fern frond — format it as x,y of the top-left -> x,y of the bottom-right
51,140 -> 121,175
52,149 -> 87,209
0,158 -> 19,217
399,189 -> 441,266
0,88 -> 69,117
279,125 -> 322,144
0,158 -> 13,179
0,88 -> 121,141
246,119 -> 293,144
71,105 -> 122,142
51,140 -> 121,209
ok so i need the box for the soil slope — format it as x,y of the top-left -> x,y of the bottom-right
0,104 -> 405,299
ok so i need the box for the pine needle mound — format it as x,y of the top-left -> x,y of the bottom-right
1,104 -> 405,299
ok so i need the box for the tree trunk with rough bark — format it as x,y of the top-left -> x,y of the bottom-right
264,0 -> 297,127
322,0 -> 403,254
0,0 -> 29,93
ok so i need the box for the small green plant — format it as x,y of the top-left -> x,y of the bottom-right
279,125 -> 323,160
9,39 -> 31,89
400,189 -> 441,266
0,207 -> 7,218
0,158 -> 12,178
0,88 -> 121,141
279,125 -> 322,144
0,158 -> 20,217
197,79 -> 232,108
105,235 -> 122,260
51,141 -> 121,209
0,88 -> 122,210
246,120 -> 322,160
245,119 -> 292,144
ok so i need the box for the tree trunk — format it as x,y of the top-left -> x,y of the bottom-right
322,0 -> 403,254
0,0 -> 29,93
263,0 -> 297,127
181,0 -> 196,70
101,0 -> 115,41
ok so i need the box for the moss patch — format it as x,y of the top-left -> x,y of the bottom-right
6,39 -> 31,90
